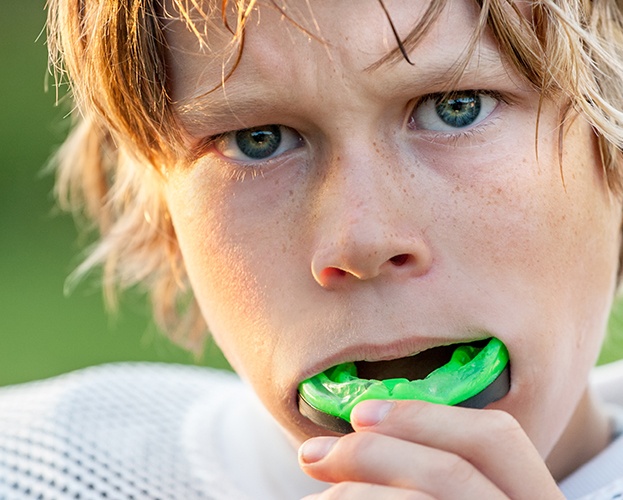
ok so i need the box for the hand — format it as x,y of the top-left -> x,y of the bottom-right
298,400 -> 564,499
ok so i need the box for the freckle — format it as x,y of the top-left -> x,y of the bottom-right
410,173 -> 414,179
289,190 -> 294,196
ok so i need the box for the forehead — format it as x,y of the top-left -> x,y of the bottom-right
162,0 -> 446,55
163,0 -> 512,128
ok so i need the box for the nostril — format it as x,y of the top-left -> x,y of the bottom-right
321,267 -> 347,280
389,254 -> 410,266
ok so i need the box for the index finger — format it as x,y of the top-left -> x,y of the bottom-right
350,400 -> 563,500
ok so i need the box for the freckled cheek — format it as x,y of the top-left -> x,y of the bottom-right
434,144 -> 620,363
169,183 -> 309,377
448,147 -> 610,279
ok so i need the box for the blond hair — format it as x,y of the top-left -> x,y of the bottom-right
46,0 -> 623,351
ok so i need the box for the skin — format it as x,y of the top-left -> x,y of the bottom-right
162,0 -> 623,497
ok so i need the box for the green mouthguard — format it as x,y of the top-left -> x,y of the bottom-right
298,337 -> 509,427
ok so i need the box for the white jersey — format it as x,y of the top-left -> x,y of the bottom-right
0,363 -> 322,500
559,359 -> 623,499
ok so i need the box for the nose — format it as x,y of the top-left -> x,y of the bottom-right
310,151 -> 433,289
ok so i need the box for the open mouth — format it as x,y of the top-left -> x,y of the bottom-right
298,337 -> 510,434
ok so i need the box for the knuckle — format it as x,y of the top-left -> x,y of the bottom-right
489,408 -> 521,430
466,410 -> 529,470
440,453 -> 477,486
488,409 -> 524,439
477,409 -> 524,447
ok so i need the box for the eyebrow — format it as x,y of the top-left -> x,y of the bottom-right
175,80 -> 280,136
175,46 -> 512,136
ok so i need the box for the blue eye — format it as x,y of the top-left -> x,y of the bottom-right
436,93 -> 481,128
215,125 -> 303,161
410,91 -> 498,132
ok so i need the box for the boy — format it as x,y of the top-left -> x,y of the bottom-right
2,0 -> 623,498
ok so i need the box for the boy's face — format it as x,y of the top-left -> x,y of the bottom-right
163,0 -> 622,456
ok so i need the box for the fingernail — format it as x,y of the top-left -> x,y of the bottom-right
351,400 -> 394,427
298,436 -> 338,464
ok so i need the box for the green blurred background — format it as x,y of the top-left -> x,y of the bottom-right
2,3 -> 623,388
0,2 -> 230,385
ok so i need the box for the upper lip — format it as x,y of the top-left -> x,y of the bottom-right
298,333 -> 493,383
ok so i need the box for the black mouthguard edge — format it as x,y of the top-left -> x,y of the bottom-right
298,364 -> 511,434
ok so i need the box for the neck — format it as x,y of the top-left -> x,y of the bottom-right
546,388 -> 612,481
